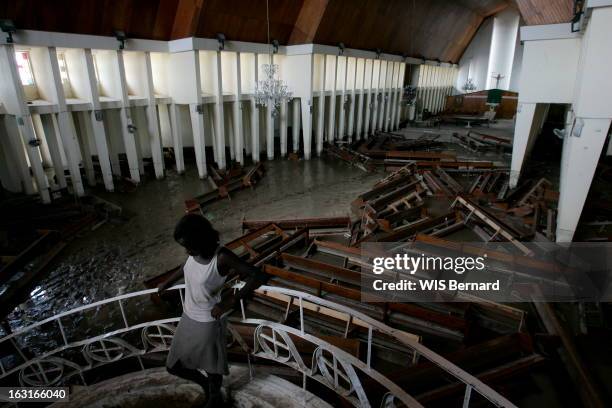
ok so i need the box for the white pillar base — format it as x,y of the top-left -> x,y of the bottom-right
556,118 -> 612,242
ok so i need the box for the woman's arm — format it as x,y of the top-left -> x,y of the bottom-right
212,247 -> 270,318
157,266 -> 184,292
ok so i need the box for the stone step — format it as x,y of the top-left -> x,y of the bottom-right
53,365 -> 333,408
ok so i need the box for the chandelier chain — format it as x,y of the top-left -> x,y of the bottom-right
255,0 -> 293,115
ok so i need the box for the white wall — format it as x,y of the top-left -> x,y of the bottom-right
150,52 -> 170,96
123,51 -> 148,96
168,51 -> 198,103
456,17 -> 494,92
486,8 -> 520,90
518,38 -> 580,103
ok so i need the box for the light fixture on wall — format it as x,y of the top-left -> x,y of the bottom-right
338,43 -> 345,55
0,19 -> 16,44
114,30 -> 126,50
217,33 -> 225,51
254,0 -> 293,115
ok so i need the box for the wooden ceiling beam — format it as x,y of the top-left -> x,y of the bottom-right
171,0 -> 206,39
288,0 -> 329,44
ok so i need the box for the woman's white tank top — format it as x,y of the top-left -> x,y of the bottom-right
183,252 -> 227,322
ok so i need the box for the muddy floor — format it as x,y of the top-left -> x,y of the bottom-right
4,122 -> 514,340
5,156 -> 383,332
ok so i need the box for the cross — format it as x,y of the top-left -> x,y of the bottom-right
491,73 -> 505,88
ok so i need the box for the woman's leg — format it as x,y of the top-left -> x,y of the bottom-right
204,373 -> 223,407
166,361 -> 210,391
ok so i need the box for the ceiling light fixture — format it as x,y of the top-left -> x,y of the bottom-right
1,19 -> 16,44
254,0 -> 293,116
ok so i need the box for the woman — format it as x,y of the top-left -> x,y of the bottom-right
158,214 -> 268,407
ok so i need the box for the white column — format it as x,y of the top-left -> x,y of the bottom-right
292,98 -> 300,152
116,50 -> 140,182
370,61 -> 380,136
385,62 -> 396,132
250,101 -> 260,162
280,99 -> 288,157
266,103 -> 274,160
226,108 -> 235,161
144,52 -> 164,179
42,46 -> 85,196
316,55 -> 327,155
192,51 -> 208,176
39,114 -> 67,189
3,48 -> 51,200
509,103 -> 548,187
347,58 -> 357,142
0,125 -> 23,192
556,6 -> 612,242
364,60 -> 374,137
338,56 -> 348,140
557,118 -> 611,242
234,52 -> 244,165
3,116 -> 34,194
19,116 -> 51,202
83,49 -> 113,191
251,54 -> 260,162
243,103 -> 251,156
379,61 -> 388,131
214,51 -> 226,169
76,110 -> 97,186
327,55 -> 338,142
130,108 -> 145,176
103,112 -> 122,177
356,59 -> 367,139
389,63 -> 398,131
190,103 -> 207,178
394,63 -> 405,130
170,104 -> 185,173
302,98 -> 313,159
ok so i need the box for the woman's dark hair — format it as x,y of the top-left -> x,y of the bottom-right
174,214 -> 220,258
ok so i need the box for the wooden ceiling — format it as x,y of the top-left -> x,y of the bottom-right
513,0 -> 574,25
1,0 -> 575,63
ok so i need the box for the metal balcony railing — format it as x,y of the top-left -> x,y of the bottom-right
0,284 -> 517,408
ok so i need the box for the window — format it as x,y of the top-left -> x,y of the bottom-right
15,50 -> 35,86
57,53 -> 70,84
57,52 -> 73,98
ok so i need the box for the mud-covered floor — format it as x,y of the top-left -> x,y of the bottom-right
6,156 -> 383,332
5,122 -> 515,333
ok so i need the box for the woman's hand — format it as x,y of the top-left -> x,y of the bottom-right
157,282 -> 169,293
211,305 -> 225,319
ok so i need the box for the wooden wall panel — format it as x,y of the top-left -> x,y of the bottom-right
444,90 -> 518,119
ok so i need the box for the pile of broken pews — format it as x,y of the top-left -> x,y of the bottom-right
184,162 -> 265,213
325,131 -> 501,172
144,161 -> 584,406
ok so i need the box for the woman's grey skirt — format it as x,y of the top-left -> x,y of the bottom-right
166,313 -> 229,375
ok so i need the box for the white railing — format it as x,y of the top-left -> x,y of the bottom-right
0,284 -> 517,408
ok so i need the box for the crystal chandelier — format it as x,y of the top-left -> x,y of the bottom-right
254,0 -> 292,115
